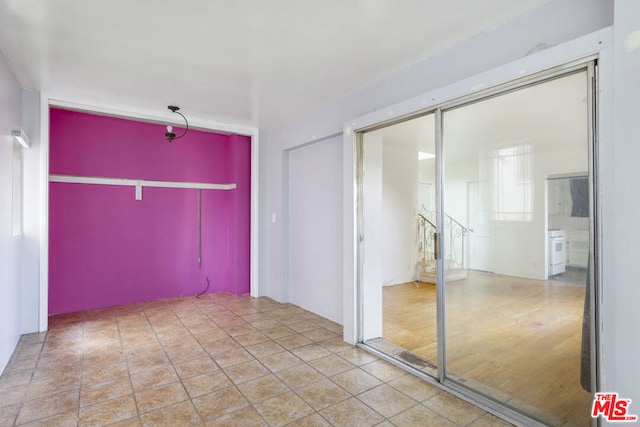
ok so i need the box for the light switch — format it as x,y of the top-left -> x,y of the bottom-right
272,213 -> 276,223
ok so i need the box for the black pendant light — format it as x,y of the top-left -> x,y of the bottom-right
165,105 -> 189,142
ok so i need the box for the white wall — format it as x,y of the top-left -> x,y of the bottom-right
261,0 -> 612,341
602,0 -> 640,418
381,135 -> 418,286
362,132 -> 383,339
287,137 -> 343,324
0,52 -> 23,373
20,90 -> 41,334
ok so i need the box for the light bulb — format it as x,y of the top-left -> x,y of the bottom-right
166,125 -> 173,133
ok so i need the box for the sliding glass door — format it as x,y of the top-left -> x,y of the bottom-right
442,69 -> 594,426
358,62 -> 598,426
360,113 -> 439,375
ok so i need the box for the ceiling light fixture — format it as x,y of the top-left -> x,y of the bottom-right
164,105 -> 189,142
11,127 -> 31,148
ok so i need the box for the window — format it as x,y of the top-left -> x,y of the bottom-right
492,143 -> 533,221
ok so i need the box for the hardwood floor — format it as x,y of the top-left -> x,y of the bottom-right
382,270 -> 592,427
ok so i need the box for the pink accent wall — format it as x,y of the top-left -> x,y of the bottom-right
49,108 -> 251,314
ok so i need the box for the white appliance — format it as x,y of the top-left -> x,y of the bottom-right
548,229 -> 566,276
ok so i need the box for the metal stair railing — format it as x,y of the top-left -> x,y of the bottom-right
417,208 -> 468,270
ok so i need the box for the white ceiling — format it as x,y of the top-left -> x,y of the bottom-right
0,0 -> 552,128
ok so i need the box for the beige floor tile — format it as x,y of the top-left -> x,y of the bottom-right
103,416 -> 142,426
331,368 -> 383,395
337,348 -> 379,366
81,349 -> 124,369
223,359 -> 271,384
274,334 -> 314,350
80,377 -> 133,407
423,392 -> 487,425
357,384 -> 417,418
301,328 -> 339,343
155,328 -> 191,343
290,344 -> 332,362
202,337 -> 241,355
139,400 -> 203,426
244,341 -> 286,359
248,319 -> 283,331
258,352 -> 303,373
233,332 -> 271,347
212,348 -> 255,368
40,342 -> 82,359
16,389 -> 79,425
388,374 -> 441,402
25,376 -> 81,400
224,323 -> 258,337
0,404 -> 20,426
182,370 -> 233,398
135,381 -> 190,414
192,386 -> 250,421
309,354 -> 355,377
236,374 -> 291,403
286,413 -> 332,427
296,378 -> 351,410
389,404 -> 458,426
33,359 -> 81,380
317,337 -> 354,354
3,296 -> 504,427
19,332 -> 48,346
17,343 -> 44,358
17,409 -> 79,427
254,391 -> 314,426
165,345 -> 209,364
192,329 -> 231,346
130,364 -> 180,391
318,397 -> 385,426
468,413 -> 515,426
173,356 -> 219,379
206,406 -> 267,426
79,394 -> 138,426
262,326 -> 297,340
212,315 -> 242,328
275,364 -> 325,390
0,368 -> 33,388
10,354 -> 40,371
161,335 -> 200,352
0,383 -> 29,407
120,334 -> 159,350
126,351 -> 171,373
83,333 -> 120,348
287,321 -> 321,334
360,359 -> 408,382
81,361 -> 128,385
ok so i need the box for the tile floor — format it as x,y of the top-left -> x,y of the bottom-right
0,293 -> 513,426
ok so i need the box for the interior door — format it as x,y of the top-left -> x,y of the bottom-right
467,181 -> 495,272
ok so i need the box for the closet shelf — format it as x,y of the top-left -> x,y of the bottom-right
49,174 -> 236,200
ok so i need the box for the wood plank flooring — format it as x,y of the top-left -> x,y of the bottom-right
382,270 -> 592,426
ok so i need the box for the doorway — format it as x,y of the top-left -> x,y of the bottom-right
357,63 -> 598,426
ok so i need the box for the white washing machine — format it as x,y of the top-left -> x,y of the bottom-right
548,229 -> 566,276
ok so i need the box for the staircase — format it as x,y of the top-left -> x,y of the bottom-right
416,210 -> 468,284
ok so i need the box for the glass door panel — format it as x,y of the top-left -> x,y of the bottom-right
442,71 -> 593,426
360,113 -> 439,374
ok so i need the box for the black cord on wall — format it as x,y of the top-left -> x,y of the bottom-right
196,277 -> 210,298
